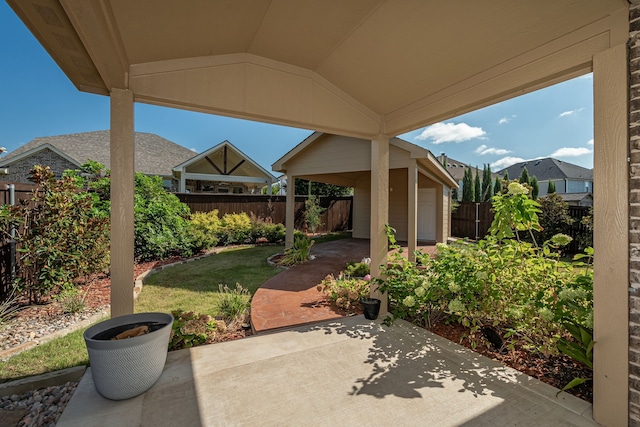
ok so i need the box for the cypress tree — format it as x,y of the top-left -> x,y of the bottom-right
531,176 -> 539,200
474,168 -> 481,202
519,167 -> 530,185
451,188 -> 459,201
547,181 -> 556,194
493,176 -> 502,195
462,167 -> 473,201
504,170 -> 509,180
482,164 -> 493,201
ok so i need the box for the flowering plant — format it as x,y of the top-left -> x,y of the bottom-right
318,273 -> 370,310
169,309 -> 219,351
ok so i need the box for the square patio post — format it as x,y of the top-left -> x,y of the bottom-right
110,88 -> 135,317
407,160 -> 418,262
370,135 -> 389,313
285,175 -> 295,249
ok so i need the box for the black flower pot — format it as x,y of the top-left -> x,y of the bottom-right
361,298 -> 381,320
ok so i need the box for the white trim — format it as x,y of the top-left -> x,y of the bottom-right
0,143 -> 81,168
182,172 -> 270,184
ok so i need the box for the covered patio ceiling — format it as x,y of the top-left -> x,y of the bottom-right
7,0 -> 626,138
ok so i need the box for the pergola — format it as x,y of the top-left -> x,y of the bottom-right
5,1 -> 629,424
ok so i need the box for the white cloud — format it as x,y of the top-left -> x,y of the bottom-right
498,115 -> 516,125
490,156 -> 527,170
475,144 -> 512,156
414,122 -> 486,144
587,139 -> 594,146
550,147 -> 592,157
190,147 -> 197,152
559,108 -> 584,118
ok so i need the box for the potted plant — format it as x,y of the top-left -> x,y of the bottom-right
83,312 -> 174,400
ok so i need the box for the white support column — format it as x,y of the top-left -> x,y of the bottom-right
285,175 -> 295,249
408,161 -> 418,262
370,135 -> 389,314
110,88 -> 135,318
592,43 -> 628,425
179,168 -> 186,192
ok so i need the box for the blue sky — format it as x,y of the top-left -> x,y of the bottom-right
0,2 -> 593,174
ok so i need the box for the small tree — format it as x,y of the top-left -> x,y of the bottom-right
530,176 -> 539,200
462,167 -> 474,202
481,164 -> 492,201
536,193 -> 574,245
519,167 -> 530,185
473,169 -> 482,202
304,195 -> 326,235
0,166 -> 110,303
493,176 -> 502,195
451,188 -> 459,201
547,181 -> 556,194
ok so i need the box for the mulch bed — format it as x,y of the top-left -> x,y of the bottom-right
427,320 -> 592,402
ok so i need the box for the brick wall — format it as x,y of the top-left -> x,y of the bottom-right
631,5 -> 640,424
0,148 -> 78,183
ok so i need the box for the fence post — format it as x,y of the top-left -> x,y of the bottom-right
7,184 -> 15,280
475,202 -> 480,240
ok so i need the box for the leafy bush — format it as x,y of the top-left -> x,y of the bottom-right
54,287 -> 85,314
318,273 -> 370,310
535,193 -> 574,245
169,309 -> 219,351
250,216 -> 286,243
379,180 -> 594,359
216,213 -> 253,245
344,261 -> 370,277
215,283 -> 251,324
278,233 -> 314,266
134,174 -> 201,261
0,165 -> 110,303
304,195 -> 326,234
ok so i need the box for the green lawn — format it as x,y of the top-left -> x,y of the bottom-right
0,236 -> 352,384
135,245 -> 284,316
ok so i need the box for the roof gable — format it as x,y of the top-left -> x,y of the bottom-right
498,158 -> 593,181
174,140 -> 276,181
2,131 -> 196,177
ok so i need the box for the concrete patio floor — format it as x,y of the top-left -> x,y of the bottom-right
57,316 -> 596,426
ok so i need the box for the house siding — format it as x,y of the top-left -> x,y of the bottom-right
352,174 -> 371,239
389,169 -> 408,241
631,5 -> 640,424
1,148 -> 77,183
285,134 -> 371,176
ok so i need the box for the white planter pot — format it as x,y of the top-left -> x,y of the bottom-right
83,312 -> 174,400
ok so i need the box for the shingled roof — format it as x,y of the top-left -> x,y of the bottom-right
497,158 -> 593,181
1,131 -> 197,177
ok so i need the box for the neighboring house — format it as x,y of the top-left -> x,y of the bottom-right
497,158 -> 593,197
0,131 -> 196,188
437,155 -> 499,200
273,132 -> 458,244
173,140 -> 275,194
559,192 -> 593,207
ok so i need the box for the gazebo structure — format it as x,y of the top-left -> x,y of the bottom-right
4,1 -> 631,424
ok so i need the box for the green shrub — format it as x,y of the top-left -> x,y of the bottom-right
0,165 -> 110,303
344,261 -> 370,277
191,210 -> 222,234
217,212 -> 253,245
278,234 -> 314,266
250,217 -> 286,243
55,287 -> 85,314
169,309 -> 218,351
318,274 -> 370,310
215,283 -> 251,324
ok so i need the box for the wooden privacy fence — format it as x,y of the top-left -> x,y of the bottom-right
451,202 -> 493,240
0,182 -> 34,302
175,194 -> 353,233
451,201 -> 591,254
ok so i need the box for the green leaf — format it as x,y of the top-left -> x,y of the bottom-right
556,377 -> 591,396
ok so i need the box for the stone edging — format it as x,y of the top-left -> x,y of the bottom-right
266,252 -> 288,269
0,366 -> 86,397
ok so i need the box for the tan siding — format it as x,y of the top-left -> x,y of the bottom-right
442,187 -> 450,241
389,144 -> 410,169
286,134 -> 370,176
389,169 -> 408,241
353,174 -> 371,239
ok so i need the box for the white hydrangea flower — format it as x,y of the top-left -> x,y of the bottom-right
448,299 -> 465,313
507,182 -> 529,196
414,287 -> 425,298
403,295 -> 416,307
448,282 -> 461,293
538,307 -> 554,322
